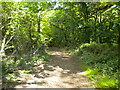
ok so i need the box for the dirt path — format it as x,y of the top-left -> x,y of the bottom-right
14,48 -> 95,88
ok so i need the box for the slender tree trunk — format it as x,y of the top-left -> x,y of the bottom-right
37,11 -> 45,52
38,11 -> 40,33
99,13 -> 102,43
0,34 -> 6,56
28,27 -> 33,55
93,13 -> 97,42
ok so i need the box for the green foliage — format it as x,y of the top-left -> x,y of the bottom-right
73,43 -> 118,88
84,67 -> 118,88
1,2 -> 120,88
2,59 -> 17,74
2,54 -> 49,83
95,76 -> 118,88
23,70 -> 31,74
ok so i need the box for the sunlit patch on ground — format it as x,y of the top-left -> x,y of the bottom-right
12,49 -> 95,88
77,71 -> 86,75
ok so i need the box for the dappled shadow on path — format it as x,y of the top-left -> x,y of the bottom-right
12,48 -> 95,88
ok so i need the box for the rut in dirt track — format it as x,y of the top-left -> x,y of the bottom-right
15,48 -> 95,88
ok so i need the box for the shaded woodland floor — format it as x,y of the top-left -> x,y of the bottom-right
6,48 -> 95,88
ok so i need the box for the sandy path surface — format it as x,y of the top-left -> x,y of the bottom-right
13,48 -> 95,88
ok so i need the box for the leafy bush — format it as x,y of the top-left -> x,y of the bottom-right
2,53 -> 49,85
74,43 -> 119,88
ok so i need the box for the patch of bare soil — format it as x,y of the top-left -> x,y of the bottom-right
13,48 -> 95,88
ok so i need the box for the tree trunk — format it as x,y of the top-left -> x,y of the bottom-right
38,11 -> 40,33
93,13 -> 97,42
0,34 -> 6,56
